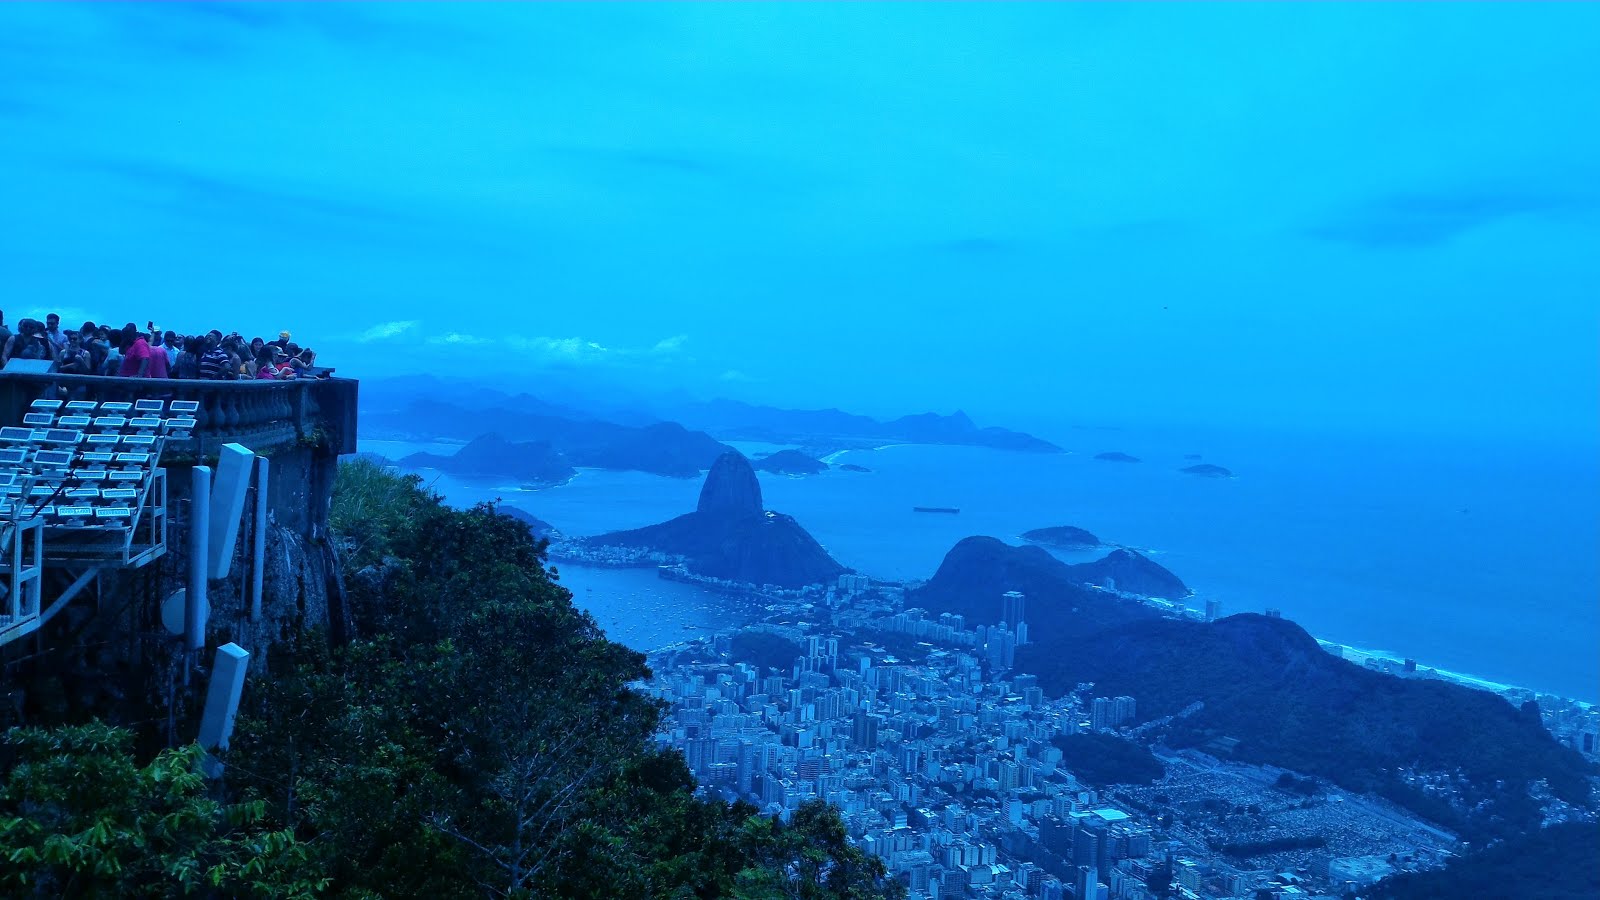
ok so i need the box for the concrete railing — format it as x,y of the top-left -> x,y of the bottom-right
0,372 -> 359,459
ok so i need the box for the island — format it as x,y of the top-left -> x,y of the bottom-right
1183,453 -> 1203,460
400,433 -> 576,486
1095,451 -> 1141,463
579,451 -> 847,588
1020,525 -> 1102,550
1181,463 -> 1233,478
751,449 -> 829,476
838,463 -> 872,473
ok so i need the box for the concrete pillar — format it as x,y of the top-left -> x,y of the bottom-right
250,457 -> 269,621
198,642 -> 250,751
187,465 -> 210,654
208,443 -> 254,580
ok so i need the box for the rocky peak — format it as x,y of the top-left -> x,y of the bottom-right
696,451 -> 763,519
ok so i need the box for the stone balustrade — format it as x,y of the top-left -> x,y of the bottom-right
0,372 -> 359,460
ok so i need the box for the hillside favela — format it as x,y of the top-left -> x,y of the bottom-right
1,4 -> 1596,899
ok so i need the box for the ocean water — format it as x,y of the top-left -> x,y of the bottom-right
357,431 -> 1599,701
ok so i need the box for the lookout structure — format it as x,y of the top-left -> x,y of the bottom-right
0,370 -> 358,735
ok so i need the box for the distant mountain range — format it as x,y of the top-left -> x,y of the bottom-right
364,398 -> 732,478
361,378 -> 1063,477
663,399 -> 1062,453
910,537 -> 1591,843
582,451 -> 847,589
402,434 -> 576,485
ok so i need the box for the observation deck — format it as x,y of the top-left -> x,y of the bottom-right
0,372 -> 358,645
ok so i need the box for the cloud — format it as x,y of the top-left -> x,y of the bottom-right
652,334 -> 688,354
719,369 -> 753,383
429,331 -> 492,346
358,320 -> 419,342
1307,184 -> 1597,248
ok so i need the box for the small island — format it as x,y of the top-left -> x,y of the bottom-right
1183,453 -> 1202,460
752,449 -> 829,476
1095,451 -> 1141,463
1181,463 -> 1233,478
838,463 -> 872,473
1021,525 -> 1103,550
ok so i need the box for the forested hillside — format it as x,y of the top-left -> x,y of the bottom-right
0,460 -> 903,899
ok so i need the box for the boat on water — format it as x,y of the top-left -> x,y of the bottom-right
913,506 -> 961,514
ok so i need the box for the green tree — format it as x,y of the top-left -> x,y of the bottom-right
0,722 -> 325,898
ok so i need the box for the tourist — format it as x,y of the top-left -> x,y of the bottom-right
254,347 -> 290,380
98,329 -> 122,376
268,330 -> 291,353
44,313 -> 68,351
145,328 -> 170,379
198,336 -> 233,380
57,332 -> 94,375
172,336 -> 204,379
0,311 -> 10,354
117,323 -> 154,378
3,319 -> 56,366
159,328 -> 180,368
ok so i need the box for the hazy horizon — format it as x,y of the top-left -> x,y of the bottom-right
4,3 -> 1598,443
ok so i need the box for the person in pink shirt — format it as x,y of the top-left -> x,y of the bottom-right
117,323 -> 153,377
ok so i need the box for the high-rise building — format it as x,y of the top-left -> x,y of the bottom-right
1205,598 -> 1222,622
851,711 -> 880,749
1091,697 -> 1114,732
1113,696 -> 1137,726
1265,607 -> 1282,619
1002,591 -> 1026,629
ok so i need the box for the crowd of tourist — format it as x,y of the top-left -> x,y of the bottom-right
0,311 -> 325,380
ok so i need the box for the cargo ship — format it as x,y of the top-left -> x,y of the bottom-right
913,506 -> 960,514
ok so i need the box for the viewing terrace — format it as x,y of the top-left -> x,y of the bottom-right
0,371 -> 358,647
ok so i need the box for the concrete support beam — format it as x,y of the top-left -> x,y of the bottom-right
208,443 -> 255,580
198,643 -> 250,758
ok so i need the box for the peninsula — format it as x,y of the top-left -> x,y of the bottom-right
581,451 -> 847,588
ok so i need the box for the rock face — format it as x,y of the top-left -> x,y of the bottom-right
697,451 -> 765,517
402,434 -> 575,485
752,449 -> 829,476
1095,452 -> 1141,463
1068,548 -> 1190,599
1021,525 -> 1102,549
590,451 -> 846,588
1181,464 -> 1232,478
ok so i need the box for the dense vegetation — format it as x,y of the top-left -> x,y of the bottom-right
1023,613 -> 1592,843
0,459 -> 902,899
1370,822 -> 1600,900
729,632 -> 804,674
1052,733 -> 1165,787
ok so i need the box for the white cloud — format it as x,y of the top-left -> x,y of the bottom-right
429,331 -> 492,346
719,369 -> 752,382
652,334 -> 688,355
358,319 -> 419,342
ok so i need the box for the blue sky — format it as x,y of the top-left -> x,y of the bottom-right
2,3 -> 1597,440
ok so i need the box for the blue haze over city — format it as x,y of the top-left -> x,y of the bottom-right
3,0 -> 1597,706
